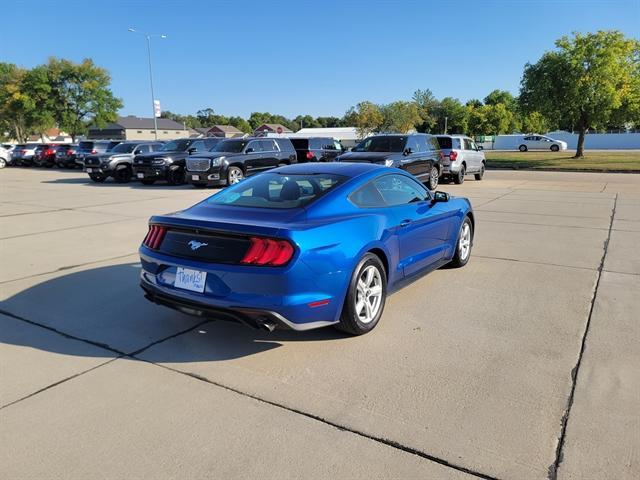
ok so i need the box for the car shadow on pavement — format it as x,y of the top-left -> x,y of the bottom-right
1,262 -> 348,363
42,177 -> 200,191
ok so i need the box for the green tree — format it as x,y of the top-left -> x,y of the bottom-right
466,104 -> 487,136
46,58 -> 122,141
483,103 -> 513,135
412,89 -> 438,132
380,101 -> 421,133
522,111 -> 548,134
0,63 -> 32,142
344,101 -> 384,138
434,97 -> 467,134
520,30 -> 640,157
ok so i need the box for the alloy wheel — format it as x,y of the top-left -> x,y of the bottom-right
228,167 -> 243,185
459,222 -> 471,261
355,265 -> 383,324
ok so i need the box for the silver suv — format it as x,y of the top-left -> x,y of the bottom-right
436,135 -> 486,184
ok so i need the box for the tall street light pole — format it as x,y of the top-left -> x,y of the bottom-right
128,28 -> 166,141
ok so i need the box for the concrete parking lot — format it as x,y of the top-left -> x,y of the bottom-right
1,168 -> 638,480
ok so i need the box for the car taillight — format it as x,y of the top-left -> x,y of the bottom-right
46,149 -> 55,155
142,225 -> 167,250
306,151 -> 314,160
67,149 -> 74,155
449,151 -> 458,161
91,149 -> 97,154
241,237 -> 294,266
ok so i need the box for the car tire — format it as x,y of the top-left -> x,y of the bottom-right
454,165 -> 466,184
113,166 -> 132,184
474,163 -> 485,181
449,216 -> 473,268
227,166 -> 244,185
167,166 -> 185,185
140,179 -> 156,185
550,144 -> 559,152
427,165 -> 439,190
519,145 -> 528,152
336,253 -> 387,335
0,158 -> 6,169
89,173 -> 106,183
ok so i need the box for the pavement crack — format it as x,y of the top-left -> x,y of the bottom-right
144,361 -> 501,480
127,319 -> 215,357
0,358 -> 119,410
0,252 -> 139,285
547,193 -> 618,480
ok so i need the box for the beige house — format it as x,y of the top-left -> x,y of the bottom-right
88,116 -> 189,140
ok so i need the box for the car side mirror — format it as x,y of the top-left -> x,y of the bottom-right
403,148 -> 412,156
187,147 -> 197,154
432,191 -> 450,203
134,149 -> 141,154
245,147 -> 254,154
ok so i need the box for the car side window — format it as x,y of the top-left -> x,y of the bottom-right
350,181 -> 387,208
405,136 -> 420,153
463,139 -> 474,150
246,141 -> 262,153
416,136 -> 429,152
469,140 -> 478,150
151,143 -> 163,151
373,174 -> 429,206
136,145 -> 149,153
260,139 -> 278,152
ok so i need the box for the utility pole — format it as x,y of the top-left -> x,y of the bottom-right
128,28 -> 167,140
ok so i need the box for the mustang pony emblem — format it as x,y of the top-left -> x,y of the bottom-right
188,240 -> 208,251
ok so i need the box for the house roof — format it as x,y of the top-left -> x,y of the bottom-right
209,125 -> 243,133
99,116 -> 187,130
254,123 -> 293,133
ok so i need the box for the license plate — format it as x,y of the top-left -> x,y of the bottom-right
86,168 -> 93,173
174,267 -> 207,293
137,173 -> 144,179
191,174 -> 200,181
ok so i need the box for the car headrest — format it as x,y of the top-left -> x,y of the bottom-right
280,180 -> 301,201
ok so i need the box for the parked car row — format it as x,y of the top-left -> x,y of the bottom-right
2,134 -> 488,189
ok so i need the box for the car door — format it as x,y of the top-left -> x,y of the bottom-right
373,174 -> 453,277
243,140 -> 265,174
400,136 -> 424,178
463,138 -> 479,172
260,139 -> 281,168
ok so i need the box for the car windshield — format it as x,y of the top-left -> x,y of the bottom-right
436,136 -> 453,149
212,140 -> 248,153
110,143 -> 137,153
160,139 -> 191,152
207,172 -> 347,209
352,136 -> 407,153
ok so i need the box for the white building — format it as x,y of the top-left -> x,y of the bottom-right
288,127 -> 362,148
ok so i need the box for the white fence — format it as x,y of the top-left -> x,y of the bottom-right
488,132 -> 640,150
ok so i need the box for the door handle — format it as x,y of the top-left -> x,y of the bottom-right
400,219 -> 412,228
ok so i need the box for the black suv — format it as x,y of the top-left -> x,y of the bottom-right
186,137 -> 297,187
133,138 -> 221,185
289,137 -> 342,162
336,134 -> 443,190
75,140 -> 122,167
84,141 -> 164,183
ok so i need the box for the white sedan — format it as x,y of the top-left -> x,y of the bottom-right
518,135 -> 567,152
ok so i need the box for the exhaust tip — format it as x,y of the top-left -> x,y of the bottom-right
260,321 -> 276,333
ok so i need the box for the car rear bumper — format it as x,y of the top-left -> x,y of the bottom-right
139,247 -> 343,331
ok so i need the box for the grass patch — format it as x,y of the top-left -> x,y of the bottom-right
486,151 -> 640,171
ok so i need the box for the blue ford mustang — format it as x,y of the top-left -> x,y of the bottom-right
139,163 -> 474,335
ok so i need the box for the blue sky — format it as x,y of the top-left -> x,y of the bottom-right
2,0 -> 638,119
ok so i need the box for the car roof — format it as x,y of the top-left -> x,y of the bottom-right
274,162 -> 386,178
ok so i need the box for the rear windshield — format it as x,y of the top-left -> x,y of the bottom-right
290,138 -> 309,149
26,143 -> 40,148
436,136 -> 452,149
79,141 -> 94,150
352,136 -> 406,153
207,172 -> 346,209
